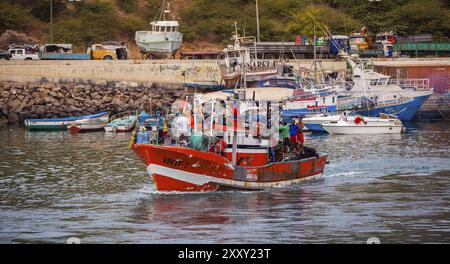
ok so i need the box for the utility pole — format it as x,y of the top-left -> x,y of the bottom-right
50,0 -> 53,43
255,0 -> 260,42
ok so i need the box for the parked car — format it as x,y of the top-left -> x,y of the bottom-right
0,50 -> 12,60
8,47 -> 40,60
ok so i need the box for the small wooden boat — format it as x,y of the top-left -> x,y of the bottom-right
24,112 -> 109,131
104,113 -> 137,133
321,114 -> 403,134
68,114 -> 109,133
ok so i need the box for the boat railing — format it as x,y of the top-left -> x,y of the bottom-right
373,93 -> 412,108
387,78 -> 432,91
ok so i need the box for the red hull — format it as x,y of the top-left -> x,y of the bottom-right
133,144 -> 327,192
69,126 -> 105,133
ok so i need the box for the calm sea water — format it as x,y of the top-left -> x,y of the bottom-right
0,122 -> 449,243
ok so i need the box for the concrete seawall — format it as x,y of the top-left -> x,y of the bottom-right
1,58 -> 449,85
0,59 -> 347,84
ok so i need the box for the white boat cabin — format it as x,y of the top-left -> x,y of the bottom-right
149,21 -> 180,34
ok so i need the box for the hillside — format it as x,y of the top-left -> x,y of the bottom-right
1,0 -> 449,58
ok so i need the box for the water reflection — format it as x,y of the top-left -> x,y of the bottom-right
0,123 -> 448,243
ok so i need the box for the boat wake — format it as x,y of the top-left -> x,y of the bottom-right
323,171 -> 365,179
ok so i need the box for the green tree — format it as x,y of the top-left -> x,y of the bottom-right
287,4 -> 359,37
0,2 -> 32,32
53,1 -> 120,48
31,0 -> 67,22
387,0 -> 450,40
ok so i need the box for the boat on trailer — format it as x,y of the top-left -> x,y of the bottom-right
24,112 -> 109,131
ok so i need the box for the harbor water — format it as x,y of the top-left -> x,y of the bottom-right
0,122 -> 449,243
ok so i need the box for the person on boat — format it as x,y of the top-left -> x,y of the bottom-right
296,118 -> 305,154
341,111 -> 348,122
289,120 -> 299,144
353,116 -> 365,125
279,121 -> 290,151
176,113 -> 191,146
210,138 -> 227,155
162,117 -> 169,144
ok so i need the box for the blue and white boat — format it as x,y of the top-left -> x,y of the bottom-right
24,112 -> 109,131
104,113 -> 137,133
338,52 -> 433,121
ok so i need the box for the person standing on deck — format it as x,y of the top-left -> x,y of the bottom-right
297,118 -> 305,154
289,120 -> 299,144
176,113 -> 191,146
279,121 -> 290,151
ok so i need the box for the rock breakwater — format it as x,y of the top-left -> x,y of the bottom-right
0,80 -> 185,124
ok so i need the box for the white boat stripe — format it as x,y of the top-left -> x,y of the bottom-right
147,164 -> 322,189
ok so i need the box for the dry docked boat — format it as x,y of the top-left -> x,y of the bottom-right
68,114 -> 109,133
24,112 -> 109,131
131,95 -> 328,192
321,113 -> 403,134
135,1 -> 182,59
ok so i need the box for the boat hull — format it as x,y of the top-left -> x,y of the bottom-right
322,124 -> 402,134
135,31 -> 182,58
25,112 -> 109,131
69,124 -> 106,133
355,93 -> 432,122
133,144 -> 327,192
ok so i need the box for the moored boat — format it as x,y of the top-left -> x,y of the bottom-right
68,114 -> 109,133
321,114 -> 403,134
24,112 -> 109,131
104,113 -> 137,133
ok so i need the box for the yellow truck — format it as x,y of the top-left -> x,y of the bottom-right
88,42 -> 129,60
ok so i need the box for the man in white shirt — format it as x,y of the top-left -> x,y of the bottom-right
176,114 -> 191,145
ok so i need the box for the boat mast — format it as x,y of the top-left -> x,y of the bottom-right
256,0 -> 261,42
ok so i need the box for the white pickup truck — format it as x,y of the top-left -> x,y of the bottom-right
8,48 -> 40,60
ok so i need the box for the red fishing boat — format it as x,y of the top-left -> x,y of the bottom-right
132,97 -> 327,192
133,143 -> 327,192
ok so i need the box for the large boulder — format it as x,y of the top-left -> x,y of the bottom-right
7,111 -> 19,124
